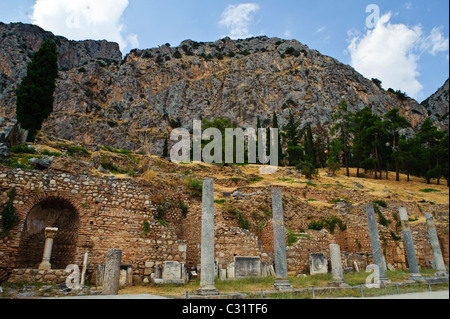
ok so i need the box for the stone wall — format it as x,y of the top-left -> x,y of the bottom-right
0,166 -> 186,283
215,226 -> 270,266
7,269 -> 69,285
1,165 -> 449,285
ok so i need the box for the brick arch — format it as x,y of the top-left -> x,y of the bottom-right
16,192 -> 82,269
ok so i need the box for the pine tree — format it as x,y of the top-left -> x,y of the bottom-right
331,99 -> 352,177
439,132 -> 449,187
416,118 -> 444,184
384,108 -> 410,181
283,110 -> 300,147
16,39 -> 59,141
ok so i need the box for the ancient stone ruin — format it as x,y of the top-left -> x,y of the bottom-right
1,167 -> 449,290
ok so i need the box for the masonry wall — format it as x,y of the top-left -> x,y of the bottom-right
258,202 -> 449,275
1,166 -> 449,284
0,167 -> 186,284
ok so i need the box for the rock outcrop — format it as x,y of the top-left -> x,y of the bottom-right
1,23 -> 448,155
421,79 -> 449,128
0,23 -> 122,117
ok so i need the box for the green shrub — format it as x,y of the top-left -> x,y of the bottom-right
390,230 -> 401,241
373,199 -> 388,208
322,215 -> 347,234
178,201 -> 189,218
420,189 -> 441,193
42,149 -> 62,157
142,220 -> 151,236
236,209 -> 250,230
308,219 -> 324,231
187,177 -> 203,197
373,204 -> 390,228
308,215 -> 347,234
173,50 -> 182,59
296,161 -> 319,179
9,144 -> 36,154
1,188 -> 19,235
60,144 -> 91,157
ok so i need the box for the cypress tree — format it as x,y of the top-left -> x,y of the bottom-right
304,122 -> 317,167
272,112 -> 283,165
16,39 -> 59,141
162,135 -> 169,158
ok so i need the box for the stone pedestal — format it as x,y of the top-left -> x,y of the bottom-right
102,249 -> 122,295
196,178 -> 219,296
399,208 -> 423,281
271,189 -> 293,291
425,213 -> 448,277
329,244 -> 349,287
365,204 -> 391,284
38,227 -> 58,271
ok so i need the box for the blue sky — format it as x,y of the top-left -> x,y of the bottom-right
0,0 -> 448,102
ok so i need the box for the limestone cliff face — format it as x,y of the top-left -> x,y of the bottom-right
421,79 -> 449,128
0,23 -> 122,117
0,23 -> 447,155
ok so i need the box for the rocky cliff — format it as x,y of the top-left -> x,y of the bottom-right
0,23 -> 122,116
0,23 -> 448,155
421,79 -> 449,127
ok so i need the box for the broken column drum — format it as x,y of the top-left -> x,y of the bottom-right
399,207 -> 423,280
102,249 -> 122,295
365,204 -> 390,284
425,213 -> 448,277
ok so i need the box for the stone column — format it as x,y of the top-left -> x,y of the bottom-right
38,227 -> 58,270
272,189 -> 293,291
102,249 -> 122,295
365,204 -> 390,284
399,207 -> 422,280
80,251 -> 89,287
425,213 -> 448,277
329,244 -> 349,287
196,178 -> 219,295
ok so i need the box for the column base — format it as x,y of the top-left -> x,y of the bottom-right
274,280 -> 293,291
329,280 -> 350,288
196,287 -> 220,296
408,274 -> 426,282
379,275 -> 391,285
435,271 -> 449,278
38,262 -> 51,271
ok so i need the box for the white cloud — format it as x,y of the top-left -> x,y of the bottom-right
347,12 -> 449,100
317,26 -> 327,33
284,30 -> 292,39
219,3 -> 260,39
422,27 -> 449,56
30,0 -> 138,52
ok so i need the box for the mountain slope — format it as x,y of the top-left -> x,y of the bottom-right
0,23 -> 447,155
421,79 -> 449,127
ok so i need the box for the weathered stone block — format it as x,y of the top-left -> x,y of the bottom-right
310,253 -> 328,275
234,257 -> 261,278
